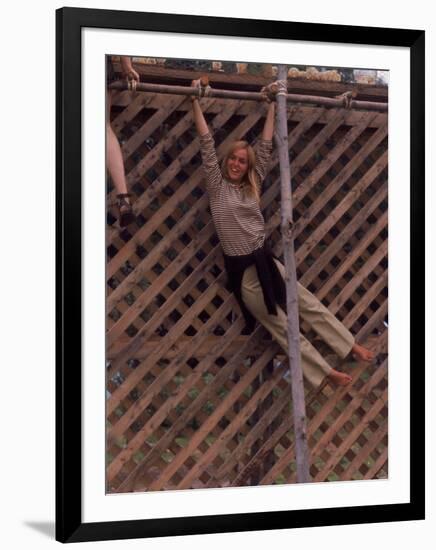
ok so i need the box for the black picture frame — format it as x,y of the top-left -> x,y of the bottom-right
56,6 -> 425,543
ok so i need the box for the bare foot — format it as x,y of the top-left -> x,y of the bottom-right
328,369 -> 352,386
351,343 -> 375,362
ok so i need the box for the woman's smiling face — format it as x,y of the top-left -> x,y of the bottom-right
226,148 -> 248,184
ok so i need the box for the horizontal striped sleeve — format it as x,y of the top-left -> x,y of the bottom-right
198,133 -> 222,196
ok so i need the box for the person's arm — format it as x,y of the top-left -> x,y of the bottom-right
192,99 -> 210,136
191,80 -> 222,194
261,102 -> 275,141
120,56 -> 140,82
255,102 -> 275,185
191,80 -> 210,137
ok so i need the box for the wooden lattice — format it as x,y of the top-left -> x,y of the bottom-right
106,82 -> 388,493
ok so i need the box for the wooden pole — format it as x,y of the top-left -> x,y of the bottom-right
275,65 -> 311,483
109,80 -> 388,112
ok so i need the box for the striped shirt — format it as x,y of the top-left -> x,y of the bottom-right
199,132 -> 273,256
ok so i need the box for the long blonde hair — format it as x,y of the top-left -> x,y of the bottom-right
221,141 -> 260,203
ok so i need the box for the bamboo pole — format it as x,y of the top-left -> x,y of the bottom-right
109,80 -> 388,112
275,65 -> 311,483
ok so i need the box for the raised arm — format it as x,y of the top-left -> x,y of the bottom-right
191,79 -> 210,136
191,79 -> 222,194
262,102 -> 275,141
255,102 -> 275,184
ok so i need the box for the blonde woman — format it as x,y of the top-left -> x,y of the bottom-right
191,79 -> 374,388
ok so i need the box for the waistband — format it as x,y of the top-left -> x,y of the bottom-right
223,243 -> 286,331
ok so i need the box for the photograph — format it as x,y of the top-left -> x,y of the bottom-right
55,6 -> 424,542
1,0 -> 431,548
105,54 -> 388,494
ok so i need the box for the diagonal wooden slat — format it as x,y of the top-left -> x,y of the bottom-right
362,444 -> 388,480
299,184 -> 387,286
316,210 -> 388,300
112,325 -> 268,490
107,298 -> 241,480
107,197 -> 209,311
329,241 -> 387,311
107,246 -> 223,366
111,319 -> 250,491
340,422 -> 388,481
258,359 -> 383,485
295,151 -> 388,263
176,360 -> 287,490
313,388 -> 388,481
147,344 -> 280,491
107,270 -> 226,414
123,95 -> 187,161
107,220 -> 217,343
107,292 -> 235,440
111,93 -> 154,132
